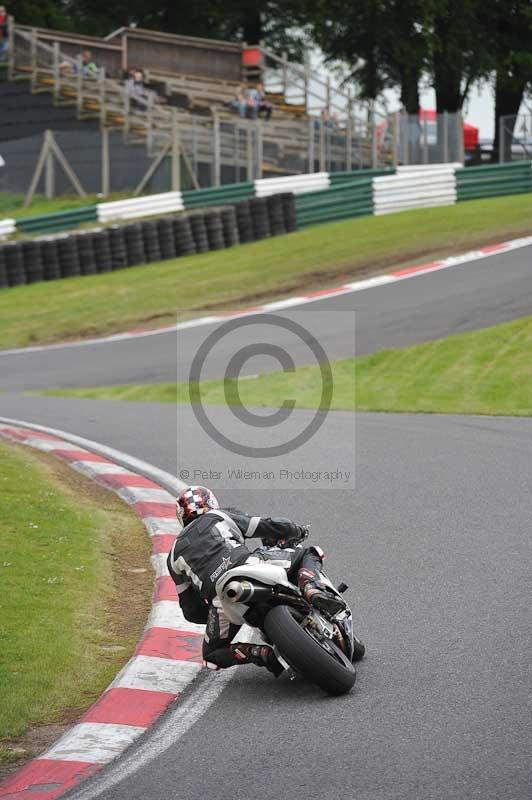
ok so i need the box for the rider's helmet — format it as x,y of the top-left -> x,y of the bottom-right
176,485 -> 219,526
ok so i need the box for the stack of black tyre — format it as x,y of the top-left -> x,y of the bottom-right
76,231 -> 98,276
234,200 -> 254,244
220,206 -> 239,248
0,191 -> 297,290
174,216 -> 196,256
3,242 -> 26,287
157,218 -> 177,261
123,223 -> 146,267
188,212 -> 210,253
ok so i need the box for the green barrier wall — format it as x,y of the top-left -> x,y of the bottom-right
295,178 -> 374,227
182,182 -> 255,209
329,168 -> 395,185
456,162 -> 532,201
17,205 -> 98,234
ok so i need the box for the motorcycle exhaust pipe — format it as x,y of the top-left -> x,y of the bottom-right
224,580 -> 272,603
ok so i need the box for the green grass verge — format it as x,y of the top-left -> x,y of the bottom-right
0,441 -> 151,769
1,193 -> 531,350
42,315 -> 532,416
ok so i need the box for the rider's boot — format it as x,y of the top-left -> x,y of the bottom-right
297,568 -> 346,616
230,643 -> 284,677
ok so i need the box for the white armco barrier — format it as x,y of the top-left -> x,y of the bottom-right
97,191 -> 185,223
255,172 -> 330,197
396,162 -> 463,173
0,218 -> 16,239
373,167 -> 457,215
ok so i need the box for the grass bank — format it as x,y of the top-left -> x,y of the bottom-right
1,193 -> 531,350
0,440 -> 152,776
42,315 -> 532,416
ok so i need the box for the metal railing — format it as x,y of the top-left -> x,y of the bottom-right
500,114 -> 532,162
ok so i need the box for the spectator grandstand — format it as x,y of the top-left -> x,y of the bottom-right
0,16 -> 409,194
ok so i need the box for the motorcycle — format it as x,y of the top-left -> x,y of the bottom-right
216,559 -> 365,695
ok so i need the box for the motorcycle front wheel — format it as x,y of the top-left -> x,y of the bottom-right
264,605 -> 356,695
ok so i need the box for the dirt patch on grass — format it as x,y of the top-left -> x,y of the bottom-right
0,442 -> 154,781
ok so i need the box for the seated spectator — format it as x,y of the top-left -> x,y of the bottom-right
226,84 -> 250,119
315,108 -> 338,131
60,49 -> 99,77
125,67 -> 152,105
249,82 -> 273,121
0,6 -> 8,62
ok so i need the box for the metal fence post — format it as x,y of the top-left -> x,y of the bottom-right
7,15 -> 15,81
45,144 -> 55,199
499,115 -> 505,163
101,127 -> 110,196
171,109 -> 181,190
29,27 -> 37,93
319,118 -> 325,172
99,67 -> 106,126
443,110 -> 449,163
458,112 -> 465,164
346,89 -> 353,171
308,117 -> 314,173
282,52 -> 288,99
392,111 -> 399,168
246,124 -> 253,181
52,41 -> 60,104
76,55 -> 83,118
370,102 -> 377,168
256,119 -> 263,180
213,110 -> 221,186
423,115 -> 429,163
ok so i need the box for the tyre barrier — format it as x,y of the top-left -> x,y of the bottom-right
4,242 -> 26,286
141,220 -> 162,263
76,231 -> 98,276
204,209 -> 225,251
124,223 -> 146,267
0,247 -> 7,289
189,212 -> 210,254
57,234 -> 81,279
0,194 -> 296,290
249,197 -> 271,240
174,215 -> 196,256
220,206 -> 239,248
93,228 -> 113,273
109,226 -> 128,271
41,238 -> 61,281
235,199 -> 255,244
22,240 -> 44,284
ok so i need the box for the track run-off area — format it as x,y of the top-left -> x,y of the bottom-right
1,241 -> 531,799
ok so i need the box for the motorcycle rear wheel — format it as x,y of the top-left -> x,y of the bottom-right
264,605 -> 356,695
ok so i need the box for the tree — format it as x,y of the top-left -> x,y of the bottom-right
485,0 -> 532,161
302,0 -> 428,113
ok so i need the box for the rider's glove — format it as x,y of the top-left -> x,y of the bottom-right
275,524 -> 310,549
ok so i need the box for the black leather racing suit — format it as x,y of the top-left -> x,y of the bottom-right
166,508 -> 324,668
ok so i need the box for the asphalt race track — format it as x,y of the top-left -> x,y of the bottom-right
1,244 -> 531,799
0,395 -> 530,799
1,244 -> 532,392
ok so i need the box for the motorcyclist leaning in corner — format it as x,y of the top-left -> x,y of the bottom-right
167,485 -> 347,675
